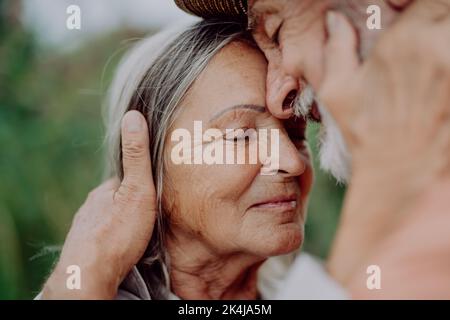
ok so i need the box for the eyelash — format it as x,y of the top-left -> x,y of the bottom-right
224,127 -> 252,143
271,23 -> 282,46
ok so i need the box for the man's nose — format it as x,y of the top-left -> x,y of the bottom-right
276,132 -> 306,177
266,66 -> 299,119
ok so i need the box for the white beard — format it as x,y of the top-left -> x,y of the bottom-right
293,82 -> 315,118
316,102 -> 351,184
293,86 -> 351,184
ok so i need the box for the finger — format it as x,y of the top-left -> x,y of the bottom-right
440,9 -> 450,35
117,111 -> 155,202
320,11 -> 359,93
324,12 -> 359,79
318,11 -> 359,118
398,0 -> 450,24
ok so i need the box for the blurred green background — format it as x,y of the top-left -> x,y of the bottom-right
0,0 -> 344,299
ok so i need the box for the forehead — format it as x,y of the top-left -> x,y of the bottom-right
177,41 -> 267,124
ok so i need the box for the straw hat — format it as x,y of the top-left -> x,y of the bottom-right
174,0 -> 248,20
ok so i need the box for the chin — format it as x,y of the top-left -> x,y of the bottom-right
260,223 -> 304,257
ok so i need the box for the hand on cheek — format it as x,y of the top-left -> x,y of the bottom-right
322,2 -> 450,285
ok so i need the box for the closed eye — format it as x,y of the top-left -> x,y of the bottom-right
271,22 -> 282,46
224,127 -> 253,143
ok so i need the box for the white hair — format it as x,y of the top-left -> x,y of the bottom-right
293,87 -> 351,184
316,102 -> 351,184
292,82 -> 315,118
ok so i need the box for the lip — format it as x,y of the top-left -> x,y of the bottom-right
250,194 -> 298,210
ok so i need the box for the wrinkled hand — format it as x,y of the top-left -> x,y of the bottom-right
349,179 -> 450,299
320,1 -> 450,173
42,111 -> 156,299
321,1 -> 450,285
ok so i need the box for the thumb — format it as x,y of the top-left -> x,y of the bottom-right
117,110 -> 156,204
318,11 -> 359,119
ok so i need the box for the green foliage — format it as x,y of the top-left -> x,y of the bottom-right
0,2 -> 145,298
304,123 -> 345,257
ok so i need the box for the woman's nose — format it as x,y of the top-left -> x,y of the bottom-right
266,65 -> 299,119
276,132 -> 306,177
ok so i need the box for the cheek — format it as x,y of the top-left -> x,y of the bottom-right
165,159 -> 261,235
195,163 -> 260,214
195,165 -> 262,251
299,146 -> 314,203
162,161 -> 193,219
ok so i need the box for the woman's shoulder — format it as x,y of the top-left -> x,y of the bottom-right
116,266 -> 151,300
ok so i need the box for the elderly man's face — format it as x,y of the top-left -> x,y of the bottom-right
250,0 -> 399,115
250,0 -> 402,182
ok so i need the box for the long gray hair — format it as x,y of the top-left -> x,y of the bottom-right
104,19 -> 254,299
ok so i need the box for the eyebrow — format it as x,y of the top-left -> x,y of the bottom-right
209,104 -> 266,123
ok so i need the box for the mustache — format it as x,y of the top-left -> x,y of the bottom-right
290,84 -> 352,184
316,101 -> 352,184
293,83 -> 315,118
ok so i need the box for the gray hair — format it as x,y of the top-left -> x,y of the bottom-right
104,19 -> 253,299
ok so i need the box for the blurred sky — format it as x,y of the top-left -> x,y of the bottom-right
21,0 -> 196,49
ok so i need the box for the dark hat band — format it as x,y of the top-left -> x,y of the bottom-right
175,0 -> 248,20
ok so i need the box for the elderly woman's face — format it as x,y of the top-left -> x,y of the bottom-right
164,41 -> 313,258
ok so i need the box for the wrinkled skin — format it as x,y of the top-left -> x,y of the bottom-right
250,0 -> 409,118
251,0 -> 450,298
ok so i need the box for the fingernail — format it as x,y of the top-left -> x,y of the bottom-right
124,111 -> 142,132
326,11 -> 339,34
